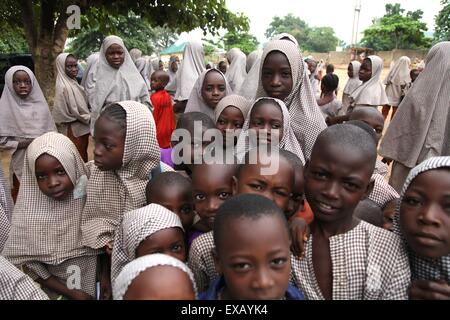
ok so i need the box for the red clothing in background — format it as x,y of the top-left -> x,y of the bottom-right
151,90 -> 175,149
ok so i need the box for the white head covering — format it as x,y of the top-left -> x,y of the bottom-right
255,40 -> 327,160
80,52 -> 99,89
151,58 -> 160,72
81,101 -> 164,249
236,97 -> 306,164
129,48 -> 142,62
0,65 -> 55,139
246,50 -> 262,73
165,56 -> 179,94
383,56 -> 411,87
2,132 -> 98,266
85,35 -> 150,130
52,53 -> 91,138
349,55 -> 389,107
392,156 -> 450,283
111,203 -> 184,283
379,42 -> 450,168
113,253 -> 197,300
238,50 -> 263,101
225,48 -> 247,92
343,61 -> 362,95
134,57 -> 151,90
174,41 -> 206,101
185,68 -> 233,120
272,33 -> 299,46
214,94 -> 251,123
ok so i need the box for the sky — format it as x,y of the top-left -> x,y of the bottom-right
177,0 -> 443,47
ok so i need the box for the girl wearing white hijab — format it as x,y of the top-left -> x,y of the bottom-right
379,42 -> 450,193
341,61 -> 362,115
238,50 -> 263,101
134,56 -> 151,91
225,48 -> 247,92
382,56 -> 411,120
129,48 -> 142,62
52,53 -> 91,162
85,35 -> 151,131
0,65 -> 56,201
349,55 -> 389,111
165,55 -> 179,97
80,52 -> 99,90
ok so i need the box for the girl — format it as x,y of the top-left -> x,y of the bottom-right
382,56 -> 411,120
349,55 -> 389,111
134,56 -> 152,91
52,53 -> 91,162
85,35 -> 150,131
236,97 -> 305,164
238,50 -> 262,101
317,73 -> 341,122
165,55 -> 179,97
2,132 -> 99,299
380,42 -> 450,193
0,65 -> 56,201
255,40 -> 327,161
185,68 -> 232,120
113,254 -> 197,300
225,48 -> 247,92
80,52 -> 99,90
393,157 -> 450,299
341,61 -> 362,114
111,203 -> 185,283
214,94 -> 251,148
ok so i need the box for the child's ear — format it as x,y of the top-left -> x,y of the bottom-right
232,176 -> 238,195
363,179 -> 375,199
212,248 -> 223,275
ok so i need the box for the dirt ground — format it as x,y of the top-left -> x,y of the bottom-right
0,65 -> 394,184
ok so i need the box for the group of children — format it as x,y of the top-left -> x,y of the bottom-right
0,31 -> 449,300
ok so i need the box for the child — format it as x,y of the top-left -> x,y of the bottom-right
236,97 -> 305,165
200,194 -> 304,300
134,56 -> 151,90
291,124 -> 410,299
341,61 -> 362,115
214,94 -> 251,147
256,40 -> 327,160
306,58 -> 320,97
317,74 -> 341,122
150,70 -> 175,150
85,35 -> 150,131
393,157 -> 450,299
218,60 -> 228,75
326,64 -> 334,75
52,53 -> 91,162
0,166 -> 13,251
2,132 -> 99,300
399,68 -> 421,104
145,171 -> 194,231
354,198 -> 383,228
185,68 -> 232,120
0,66 -> 56,202
382,198 -> 398,231
165,55 -> 179,97
349,55 -> 389,111
225,48 -> 247,92
113,254 -> 197,300
111,203 -> 185,283
382,56 -> 411,121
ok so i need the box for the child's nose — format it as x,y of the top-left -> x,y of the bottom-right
419,203 -> 442,227
323,181 -> 339,200
251,267 -> 275,290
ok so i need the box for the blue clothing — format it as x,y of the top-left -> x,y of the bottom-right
199,276 -> 305,300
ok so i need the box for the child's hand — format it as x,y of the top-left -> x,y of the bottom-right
409,279 -> 450,300
288,217 -> 310,258
69,289 -> 94,300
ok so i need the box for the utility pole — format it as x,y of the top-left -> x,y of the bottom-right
351,0 -> 362,47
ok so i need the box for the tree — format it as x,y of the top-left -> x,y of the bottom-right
265,14 -> 309,46
434,0 -> 450,41
0,0 -> 249,103
304,27 -> 339,52
223,30 -> 259,54
360,3 -> 432,50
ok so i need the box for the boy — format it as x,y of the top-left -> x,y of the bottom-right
200,194 -> 304,300
291,124 -> 410,299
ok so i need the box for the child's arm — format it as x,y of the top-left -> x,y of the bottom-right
409,280 -> 450,300
36,276 -> 93,300
288,217 -> 310,258
98,245 -> 113,300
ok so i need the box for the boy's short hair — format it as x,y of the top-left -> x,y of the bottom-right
153,70 -> 170,87
345,120 -> 378,144
146,171 -> 192,204
354,198 -> 383,227
321,74 -> 339,92
176,112 -> 216,132
213,194 -> 288,251
279,149 -> 303,172
235,148 -> 295,178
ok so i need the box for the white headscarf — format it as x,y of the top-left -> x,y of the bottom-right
85,35 -> 150,130
80,52 -> 99,89
0,66 -> 55,139
134,57 -> 151,90
349,55 -> 389,108
113,253 -> 197,300
185,68 -> 233,120
214,94 -> 251,123
383,56 -> 411,87
165,56 -> 179,94
343,61 -> 362,95
379,42 -> 450,168
272,33 -> 299,46
238,50 -> 263,101
246,50 -> 262,73
225,48 -> 247,92
129,48 -> 142,62
52,53 -> 91,137
174,41 -> 205,101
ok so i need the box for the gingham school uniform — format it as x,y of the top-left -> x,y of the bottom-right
369,173 -> 400,209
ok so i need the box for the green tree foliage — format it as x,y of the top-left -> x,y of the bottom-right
360,3 -> 432,50
304,27 -> 339,52
0,22 -> 29,53
223,30 -> 259,54
434,0 -> 450,41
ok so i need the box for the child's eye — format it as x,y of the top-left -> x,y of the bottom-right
105,144 -> 114,150
282,71 -> 291,78
403,196 -> 422,207
35,174 -> 46,180
56,169 -> 67,176
172,244 -> 183,252
232,263 -> 252,271
218,119 -> 226,125
271,258 -> 287,267
375,128 -> 383,134
234,122 -> 243,129
271,123 -> 281,129
219,86 -> 226,92
194,194 -> 205,201
218,192 -> 231,200
275,190 -> 288,197
343,182 -> 359,191
313,171 -> 328,179
249,184 -> 263,191
181,206 -> 193,215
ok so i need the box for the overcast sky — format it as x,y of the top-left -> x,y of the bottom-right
178,0 -> 443,46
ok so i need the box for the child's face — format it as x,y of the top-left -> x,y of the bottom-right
305,142 -> 373,224
218,62 -> 227,74
261,51 -> 293,101
147,184 -> 195,230
65,56 -> 78,79
234,158 -> 294,212
35,153 -> 74,201
347,63 -> 354,78
105,44 -> 125,69
12,71 -> 32,99
123,266 -> 195,300
136,227 -> 186,262
359,59 -> 372,83
214,215 -> 291,300
249,102 -> 283,146
93,116 -> 126,171
285,168 -> 305,220
192,164 -> 234,230
159,61 -> 164,70
150,73 -> 165,91
170,61 -> 178,73
201,70 -> 227,109
400,169 -> 450,259
352,113 -> 384,145
307,60 -> 317,74
216,106 -> 245,146
410,70 -> 420,82
382,200 -> 397,231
